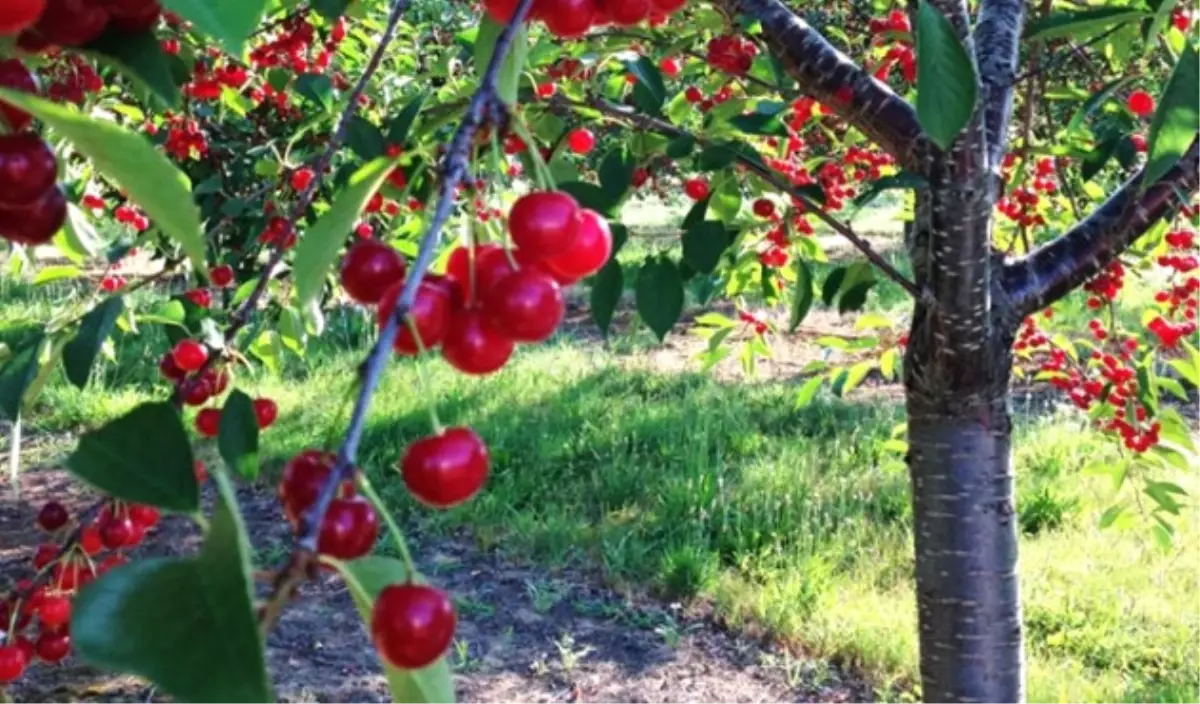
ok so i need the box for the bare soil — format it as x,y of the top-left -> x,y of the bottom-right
1,468 -> 868,703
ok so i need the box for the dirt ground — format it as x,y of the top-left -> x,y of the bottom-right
1,468 -> 868,704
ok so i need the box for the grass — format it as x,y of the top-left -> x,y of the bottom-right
2,214 -> 1198,703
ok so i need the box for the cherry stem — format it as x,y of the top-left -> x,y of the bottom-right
355,475 -> 417,578
291,0 -> 538,559
404,318 -> 445,434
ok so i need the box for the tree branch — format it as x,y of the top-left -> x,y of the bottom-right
550,94 -> 925,301
974,0 -> 1026,171
712,0 -> 937,175
1003,139 -> 1200,317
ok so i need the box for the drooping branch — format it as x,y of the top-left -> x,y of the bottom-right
1003,139 -> 1200,318
974,0 -> 1026,171
712,0 -> 937,175
550,94 -> 925,300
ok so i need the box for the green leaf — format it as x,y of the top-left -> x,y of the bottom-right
474,18 -> 529,106
880,347 -> 900,380
161,0 -> 268,57
624,56 -> 666,111
598,147 -> 634,205
312,0 -> 353,20
1168,358 -> 1199,387
58,203 -> 100,262
66,401 -> 198,512
1145,0 -> 1181,43
636,256 -> 684,341
1143,42 -> 1199,189
1025,7 -> 1150,41
1156,376 -> 1190,401
682,221 -> 732,274
842,361 -> 874,395
914,0 -> 979,150
681,195 -> 709,229
794,375 -> 824,408
219,390 -> 259,481
0,90 -> 206,277
347,116 -> 386,160
63,297 -> 124,389
295,73 -> 334,111
334,557 -> 454,703
850,171 -> 927,213
1067,77 -> 1134,133
32,265 -> 82,285
294,157 -> 398,307
838,280 -> 876,313
1098,504 -> 1124,529
556,181 -> 614,215
0,334 -> 45,421
821,266 -> 848,306
590,260 -> 623,338
73,472 -> 271,703
666,134 -> 696,158
729,104 -> 788,136
84,28 -> 181,108
386,92 -> 429,146
788,260 -> 814,333
696,144 -> 738,171
710,174 -> 742,224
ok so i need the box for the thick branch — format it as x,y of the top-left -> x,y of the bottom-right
712,0 -> 937,175
974,0 -> 1026,171
1003,139 -> 1200,317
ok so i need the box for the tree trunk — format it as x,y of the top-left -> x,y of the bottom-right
906,384 -> 1025,702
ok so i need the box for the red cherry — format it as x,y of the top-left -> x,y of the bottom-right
105,0 -> 159,32
340,239 -> 406,304
441,308 -> 515,375
34,632 -> 70,664
371,584 -> 457,669
684,177 -> 709,201
544,0 -> 595,36
194,460 -> 208,484
650,0 -> 686,12
33,0 -> 110,47
0,645 -> 27,683
752,198 -> 775,218
507,191 -> 580,257
0,185 -> 67,245
182,377 -> 213,406
317,497 -> 379,559
253,398 -> 278,429
195,408 -> 221,437
659,56 -> 681,77
0,134 -> 58,208
401,427 -> 490,508
290,167 -> 315,192
483,0 -> 520,22
606,0 -> 651,25
485,269 -> 565,343
566,128 -> 596,154
377,279 -> 451,355
128,504 -> 160,528
278,450 -> 353,526
1127,90 -> 1155,117
79,526 -> 103,555
33,543 -> 59,569
542,208 -> 612,281
37,500 -> 69,531
210,264 -> 234,288
0,59 -> 39,132
172,339 -> 207,372
1131,133 -> 1148,152
0,0 -> 46,36
37,595 -> 70,629
100,516 -> 133,549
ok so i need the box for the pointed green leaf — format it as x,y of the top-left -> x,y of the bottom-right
557,181 -> 615,216
295,73 -> 334,111
347,116 -> 386,160
666,134 -> 696,158
73,472 -> 271,703
1068,77 -> 1135,134
84,28 -> 181,108
636,257 -> 684,341
162,0 -> 269,57
387,92 -> 429,146
58,203 -> 101,261
794,375 -> 824,408
219,390 -> 260,481
590,260 -> 624,338
312,0 -> 353,20
63,297 -> 125,389
821,266 -> 848,306
294,157 -> 398,307
32,265 -> 82,285
474,18 -> 529,106
66,401 -> 198,511
624,56 -> 666,111
334,557 -> 454,703
1143,42 -> 1199,189
915,0 -> 979,150
682,221 -> 732,274
880,347 -> 900,380
789,260 -> 814,332
599,147 -> 634,204
0,90 -> 206,276
0,334 -> 45,421
1025,7 -> 1150,41
838,280 -> 876,313
681,195 -> 710,229
710,174 -> 742,223
842,360 -> 874,395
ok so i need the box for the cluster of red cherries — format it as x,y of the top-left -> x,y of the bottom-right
159,334 -> 280,436
0,0 -> 163,51
0,498 -> 163,684
483,0 -> 686,39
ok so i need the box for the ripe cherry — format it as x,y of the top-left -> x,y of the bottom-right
195,408 -> 221,437
441,308 -> 515,375
34,632 -> 70,664
684,177 -> 710,201
401,427 -> 490,508
0,59 -> 38,131
317,497 -> 379,559
0,134 -> 58,208
210,264 -> 234,288
182,377 -> 213,406
33,543 -> 59,569
508,191 -> 580,257
33,0 -> 111,47
0,185 -> 67,245
377,279 -> 451,355
371,584 -> 457,669
566,128 -> 596,154
278,450 -> 354,526
542,208 -> 612,282
80,526 -> 103,555
486,269 -> 565,342
172,339 -> 207,372
290,167 -> 315,191
340,239 -> 406,304
0,645 -> 26,684
483,0 -> 520,22
106,0 -> 160,32
607,0 -> 651,25
659,56 -> 681,78
100,516 -> 134,549
752,198 -> 775,218
37,595 -> 70,629
37,501 -> 69,531
1127,90 -> 1155,117
128,504 -> 160,528
651,0 -> 686,12
0,0 -> 46,36
544,0 -> 595,37
253,398 -> 278,429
